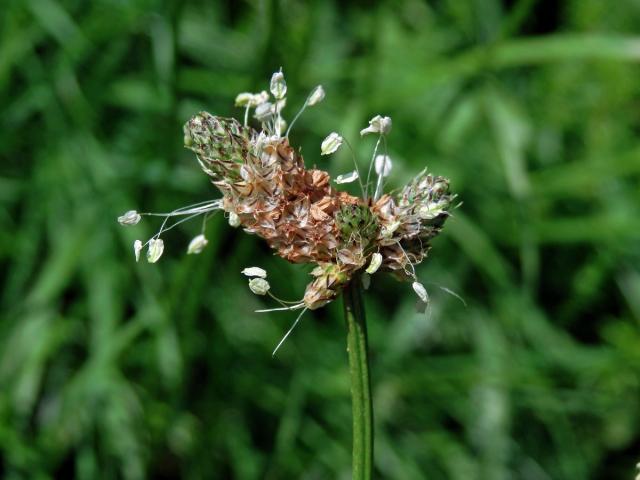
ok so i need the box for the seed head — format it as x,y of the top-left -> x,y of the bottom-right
129,71 -> 455,316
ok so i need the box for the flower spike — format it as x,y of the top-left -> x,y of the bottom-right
121,70 -> 455,349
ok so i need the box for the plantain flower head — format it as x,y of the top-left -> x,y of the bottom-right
119,70 -> 456,348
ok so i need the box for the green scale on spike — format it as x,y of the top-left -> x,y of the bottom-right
183,112 -> 252,182
335,204 -> 379,245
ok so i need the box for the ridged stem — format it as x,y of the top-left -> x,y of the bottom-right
343,276 -> 373,479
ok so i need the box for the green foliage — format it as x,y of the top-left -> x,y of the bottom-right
1,0 -> 640,478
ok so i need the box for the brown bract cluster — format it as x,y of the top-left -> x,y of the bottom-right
185,112 -> 359,265
233,139 -> 361,264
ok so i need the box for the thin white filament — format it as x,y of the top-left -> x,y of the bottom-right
365,135 -> 382,200
141,199 -> 223,217
436,285 -> 467,307
152,201 -> 222,242
145,213 -> 202,247
285,98 -> 309,138
374,135 -> 390,201
244,104 -> 250,127
255,303 -> 305,313
141,209 -> 221,250
272,307 -> 308,357
273,100 -> 283,138
374,170 -> 384,201
341,137 -> 366,198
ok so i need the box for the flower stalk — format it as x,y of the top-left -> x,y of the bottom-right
343,276 -> 374,480
119,69 -> 457,477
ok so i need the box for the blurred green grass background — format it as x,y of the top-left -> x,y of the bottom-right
2,0 -> 640,478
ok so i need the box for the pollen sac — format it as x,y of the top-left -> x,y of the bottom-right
270,71 -> 287,100
365,252 -> 383,274
307,85 -> 325,106
234,92 -> 254,107
254,102 -> 275,122
321,132 -> 343,155
228,212 -> 241,227
187,234 -> 208,254
118,210 -> 141,226
147,238 -> 164,263
360,115 -> 392,136
249,278 -> 270,295
133,240 -> 143,262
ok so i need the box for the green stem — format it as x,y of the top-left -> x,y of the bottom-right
343,276 -> 373,479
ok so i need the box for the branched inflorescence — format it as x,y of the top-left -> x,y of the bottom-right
119,70 -> 456,351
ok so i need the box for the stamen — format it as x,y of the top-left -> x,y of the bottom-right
157,206 -> 206,240
395,240 -> 417,279
244,103 -> 250,127
152,212 -> 203,243
374,172 -> 384,201
285,98 -> 309,137
286,85 -> 324,137
433,285 -> 467,307
373,137 -> 391,201
274,100 -> 282,138
201,211 -> 212,234
272,307 -> 308,357
268,291 -> 303,306
141,199 -> 223,217
255,303 -> 305,313
141,209 -> 221,251
141,200 -> 223,246
365,135 -> 382,200
341,137 -> 366,198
